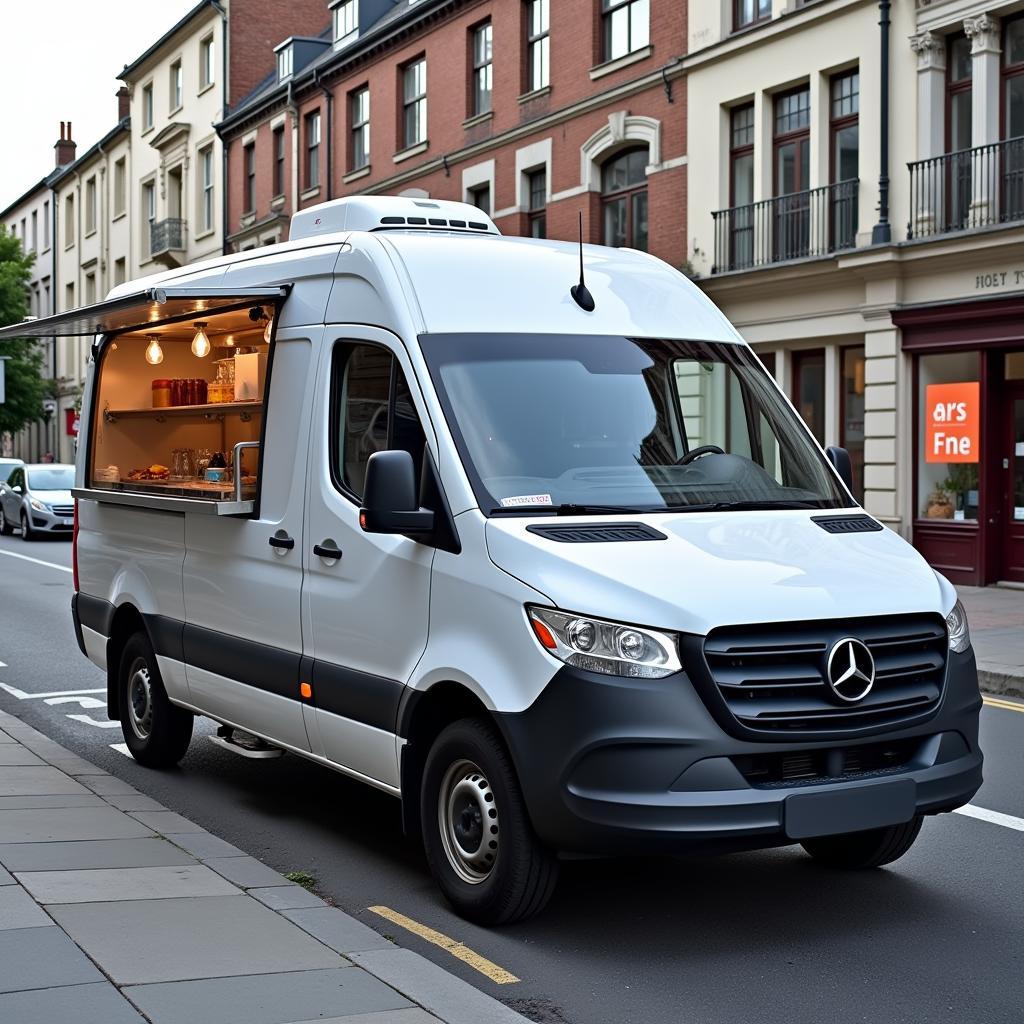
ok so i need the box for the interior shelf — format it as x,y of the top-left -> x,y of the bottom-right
103,400 -> 263,423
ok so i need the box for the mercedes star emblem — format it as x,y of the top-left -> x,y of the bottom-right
825,637 -> 875,703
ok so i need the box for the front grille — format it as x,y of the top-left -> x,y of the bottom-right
733,736 -> 923,788
50,505 -> 74,517
701,614 -> 947,737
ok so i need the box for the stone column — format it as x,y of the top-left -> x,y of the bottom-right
909,31 -> 946,237
965,13 -> 1002,222
862,322 -> 900,526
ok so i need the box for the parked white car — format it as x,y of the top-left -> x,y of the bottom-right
0,463 -> 75,539
0,196 -> 983,924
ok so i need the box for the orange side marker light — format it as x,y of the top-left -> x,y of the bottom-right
300,682 -> 313,700
531,619 -> 557,650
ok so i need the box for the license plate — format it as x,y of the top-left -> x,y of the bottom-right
784,779 -> 916,840
61,518 -> 73,526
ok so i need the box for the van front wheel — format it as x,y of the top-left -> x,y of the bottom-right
800,815 -> 924,869
118,632 -> 193,768
420,718 -> 558,925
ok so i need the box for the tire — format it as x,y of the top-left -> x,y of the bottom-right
20,512 -> 33,542
0,507 -> 11,536
420,718 -> 558,925
118,631 -> 193,768
800,815 -> 924,869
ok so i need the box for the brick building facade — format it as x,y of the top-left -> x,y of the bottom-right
217,0 -> 687,265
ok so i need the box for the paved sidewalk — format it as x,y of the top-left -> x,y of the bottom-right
0,709 -> 528,1024
958,585 -> 1024,698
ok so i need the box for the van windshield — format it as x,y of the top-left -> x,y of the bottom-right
420,334 -> 852,514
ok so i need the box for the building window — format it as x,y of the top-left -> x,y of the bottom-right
200,146 -> 214,233
244,143 -> 256,212
64,194 -> 75,246
333,0 -> 358,45
142,83 -> 154,130
402,58 -> 427,148
30,210 -> 37,252
350,87 -> 370,169
305,111 -> 321,189
830,70 -> 859,181
471,22 -> 493,116
527,169 -> 547,237
773,86 -> 811,259
278,45 -> 293,82
143,180 -> 156,225
946,34 -> 972,230
468,183 -> 491,214
43,200 -> 49,248
85,177 -> 97,235
602,0 -> 649,63
273,126 -> 286,195
65,282 -> 74,311
917,351 -> 980,521
114,257 -> 126,286
841,345 -> 866,502
601,146 -> 648,250
526,0 -> 549,92
169,59 -> 183,111
85,272 -> 96,306
729,104 -> 755,268
735,0 -> 771,31
792,349 -> 826,446
114,158 -> 126,216
200,34 -> 215,89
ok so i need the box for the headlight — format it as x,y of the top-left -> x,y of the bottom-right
946,599 -> 970,653
29,497 -> 48,513
527,606 -> 681,678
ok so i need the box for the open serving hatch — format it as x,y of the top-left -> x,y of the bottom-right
0,285 -> 290,516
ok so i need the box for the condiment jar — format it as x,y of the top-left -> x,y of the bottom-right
151,379 -> 172,409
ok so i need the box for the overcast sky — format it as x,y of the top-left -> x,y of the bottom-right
0,1 -> 199,204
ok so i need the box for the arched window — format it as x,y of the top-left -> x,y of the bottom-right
601,147 -> 648,250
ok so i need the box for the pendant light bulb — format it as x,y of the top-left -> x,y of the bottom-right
263,315 -> 274,343
145,335 -> 164,365
191,321 -> 211,358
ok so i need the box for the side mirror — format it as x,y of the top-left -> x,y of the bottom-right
825,446 -> 854,493
359,450 -> 435,536
12,485 -> 23,495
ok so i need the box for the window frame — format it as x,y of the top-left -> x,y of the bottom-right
243,142 -> 256,213
601,146 -> 649,250
601,0 -> 650,63
199,34 -> 215,90
734,0 -> 772,32
946,32 -> 972,154
200,145 -> 215,233
273,126 -> 286,196
792,347 -> 827,446
468,182 -> 492,215
327,339 -> 427,505
402,57 -> 428,149
729,103 -> 755,207
525,0 -> 550,93
142,82 -> 154,131
471,20 -> 493,116
305,110 -> 322,190
350,86 -> 370,170
169,58 -> 183,112
84,176 -> 97,236
1002,15 -> 1024,141
829,69 -> 860,184
333,0 -> 359,44
527,168 -> 547,238
64,193 -> 75,247
773,85 -> 811,197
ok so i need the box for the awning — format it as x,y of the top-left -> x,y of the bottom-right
0,285 -> 290,341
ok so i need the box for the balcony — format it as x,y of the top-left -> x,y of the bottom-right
150,217 -> 187,266
711,180 -> 858,274
907,138 -> 1024,240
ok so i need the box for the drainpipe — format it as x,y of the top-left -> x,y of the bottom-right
212,0 -> 229,253
314,68 -> 333,200
871,0 -> 892,244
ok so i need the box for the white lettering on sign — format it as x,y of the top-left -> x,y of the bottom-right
932,402 -> 968,423
931,431 -> 973,458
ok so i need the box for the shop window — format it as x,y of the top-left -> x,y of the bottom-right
602,147 -> 648,250
792,349 -> 825,446
840,346 -> 865,502
917,351 -> 980,521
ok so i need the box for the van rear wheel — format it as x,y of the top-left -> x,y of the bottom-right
800,815 -> 924,869
118,632 -> 193,768
421,718 -> 558,925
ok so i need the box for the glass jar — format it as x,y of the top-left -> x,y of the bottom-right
152,379 -> 172,408
196,378 -> 208,405
170,379 -> 185,407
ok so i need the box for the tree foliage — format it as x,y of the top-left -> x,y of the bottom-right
0,226 -> 47,437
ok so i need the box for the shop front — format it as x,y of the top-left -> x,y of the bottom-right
895,296 -> 1024,586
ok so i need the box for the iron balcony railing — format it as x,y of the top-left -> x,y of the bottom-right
150,217 -> 186,257
907,137 -> 1024,239
711,179 -> 859,274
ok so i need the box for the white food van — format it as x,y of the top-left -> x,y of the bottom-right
1,196 -> 982,924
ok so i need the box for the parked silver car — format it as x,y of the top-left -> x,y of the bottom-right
0,457 -> 24,483
0,463 -> 75,540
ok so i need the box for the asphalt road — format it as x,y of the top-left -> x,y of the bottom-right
1,532 -> 1022,1024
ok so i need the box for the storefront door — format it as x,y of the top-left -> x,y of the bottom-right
1001,383 -> 1024,581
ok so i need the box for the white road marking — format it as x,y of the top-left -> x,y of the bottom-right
0,660 -> 6,668
110,743 -> 131,757
44,695 -> 106,709
0,549 -> 72,574
65,714 -> 121,730
954,804 -> 1024,833
0,683 -> 105,700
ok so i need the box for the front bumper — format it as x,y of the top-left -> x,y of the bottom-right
496,649 -> 983,856
29,504 -> 74,534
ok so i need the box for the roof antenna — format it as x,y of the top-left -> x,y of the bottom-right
570,211 -> 595,312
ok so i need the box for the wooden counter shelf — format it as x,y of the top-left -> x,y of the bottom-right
102,400 -> 263,424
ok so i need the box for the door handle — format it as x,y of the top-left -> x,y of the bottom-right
268,534 -> 295,550
313,541 -> 342,560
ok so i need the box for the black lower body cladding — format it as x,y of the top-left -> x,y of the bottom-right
494,650 -> 983,856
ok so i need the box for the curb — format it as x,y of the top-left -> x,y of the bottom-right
0,709 -> 529,1024
979,669 -> 1024,700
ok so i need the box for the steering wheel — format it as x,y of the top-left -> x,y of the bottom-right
676,444 -> 725,466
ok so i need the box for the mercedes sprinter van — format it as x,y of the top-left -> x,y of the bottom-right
3,196 -> 982,924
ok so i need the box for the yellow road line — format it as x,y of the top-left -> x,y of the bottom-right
983,696 -> 1024,714
367,905 -> 520,985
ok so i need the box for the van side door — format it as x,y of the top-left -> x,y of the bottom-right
181,330 -> 319,752
302,327 -> 434,789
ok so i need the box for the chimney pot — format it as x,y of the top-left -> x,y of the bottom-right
117,86 -> 130,122
55,121 -> 76,169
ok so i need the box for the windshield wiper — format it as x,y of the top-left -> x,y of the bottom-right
490,503 -> 657,516
664,499 -> 824,513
